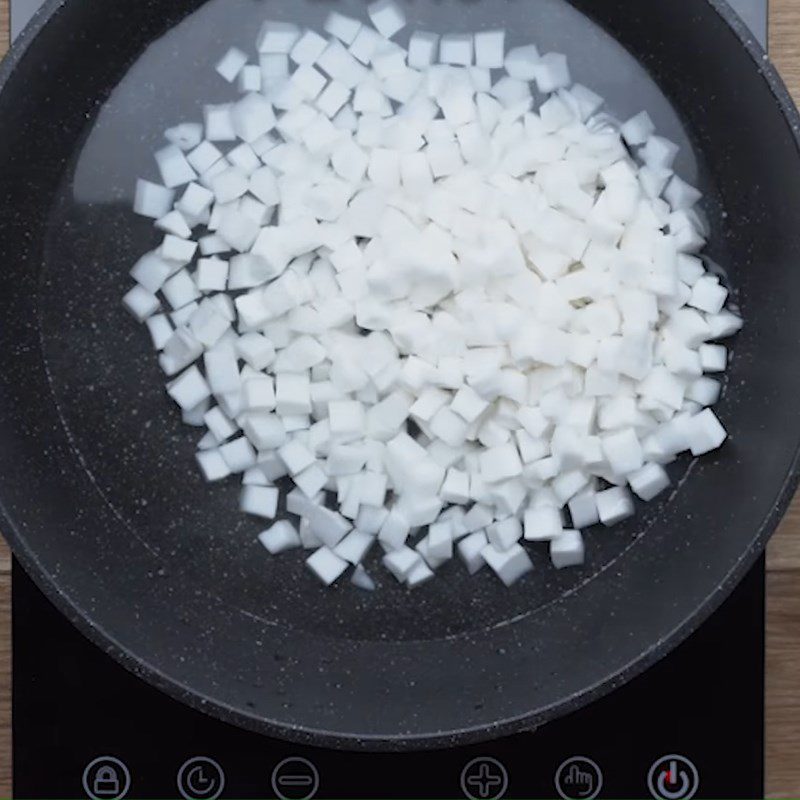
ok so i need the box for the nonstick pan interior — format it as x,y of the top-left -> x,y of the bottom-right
1,0 -> 799,748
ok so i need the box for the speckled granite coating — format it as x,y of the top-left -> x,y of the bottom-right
0,0 -> 799,750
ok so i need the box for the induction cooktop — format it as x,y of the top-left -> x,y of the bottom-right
8,1 -> 770,798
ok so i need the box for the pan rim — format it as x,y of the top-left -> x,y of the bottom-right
0,0 -> 797,750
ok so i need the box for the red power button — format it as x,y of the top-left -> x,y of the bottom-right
647,755 -> 700,800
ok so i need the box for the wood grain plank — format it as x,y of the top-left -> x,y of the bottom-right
0,544 -> 10,579
766,6 -> 800,791
773,0 -> 800,94
0,0 -> 8,586
0,574 -> 9,800
768,0 -> 800,573
769,499 -> 800,572
766,570 -> 800,799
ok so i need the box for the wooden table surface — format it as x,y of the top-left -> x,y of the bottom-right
1,1 -> 800,797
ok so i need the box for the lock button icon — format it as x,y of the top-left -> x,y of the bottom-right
93,765 -> 120,796
82,756 -> 131,800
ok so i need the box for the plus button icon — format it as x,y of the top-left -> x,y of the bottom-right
461,757 -> 509,800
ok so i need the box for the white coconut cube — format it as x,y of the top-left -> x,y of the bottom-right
238,65 -> 262,93
154,145 -> 197,189
383,546 -> 422,582
378,507 -> 411,551
628,462 -> 671,502
459,504 -> 491,534
167,366 -> 210,410
123,285 -> 161,322
294,463 -> 328,498
259,521 -> 301,554
596,486 -> 635,526
351,564 -> 376,590
534,52 -> 570,92
317,81 -> 352,118
407,559 -> 435,588
257,20 -> 301,53
324,11 -> 362,44
504,44 -> 540,80
145,314 -> 173,351
196,449 -> 231,482
276,440 -> 314,476
602,428 -> 644,475
275,373 -> 312,416
232,93 -> 277,142
474,29 -> 505,69
620,110 -> 655,146
219,437 -> 257,473
165,122 -> 203,151
440,33 -> 473,66
642,135 -> 680,170
328,400 -> 366,439
216,47 -> 248,82
318,41 -> 369,88
568,489 -> 600,529
689,276 -> 728,315
550,529 -> 585,569
451,386 -> 489,423
482,543 -> 533,586
204,406 -> 237,442
523,505 -> 562,542
686,409 -> 727,456
487,517 -> 522,551
290,29 -> 328,65
349,27 -> 383,64
457,531 -> 488,574
134,180 -> 175,219
479,443 -> 523,483
408,31 -> 439,69
427,521 -> 454,560
706,310 -> 743,339
203,103 -> 237,141
306,546 -> 349,585
697,344 -> 726,373
334,530 -> 375,564
261,53 -> 290,83
440,468 -> 470,505
368,0 -> 406,38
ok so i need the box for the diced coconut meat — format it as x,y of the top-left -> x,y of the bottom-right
306,546 -> 349,585
351,564 -> 377,590
482,543 -> 533,586
259,521 -> 301,554
550,529 -> 585,569
123,13 -> 742,593
216,47 -> 248,82
367,0 -> 406,39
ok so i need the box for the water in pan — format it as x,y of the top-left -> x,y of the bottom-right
10,0 -> 772,54
36,0 -> 728,643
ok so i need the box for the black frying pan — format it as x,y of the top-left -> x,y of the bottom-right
1,0 -> 799,750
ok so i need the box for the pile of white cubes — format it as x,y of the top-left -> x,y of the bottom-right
123,0 -> 742,590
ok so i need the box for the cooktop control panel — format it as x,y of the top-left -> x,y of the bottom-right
13,561 -> 765,799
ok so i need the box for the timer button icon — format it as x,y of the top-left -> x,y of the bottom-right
647,755 -> 699,800
177,757 -> 225,800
